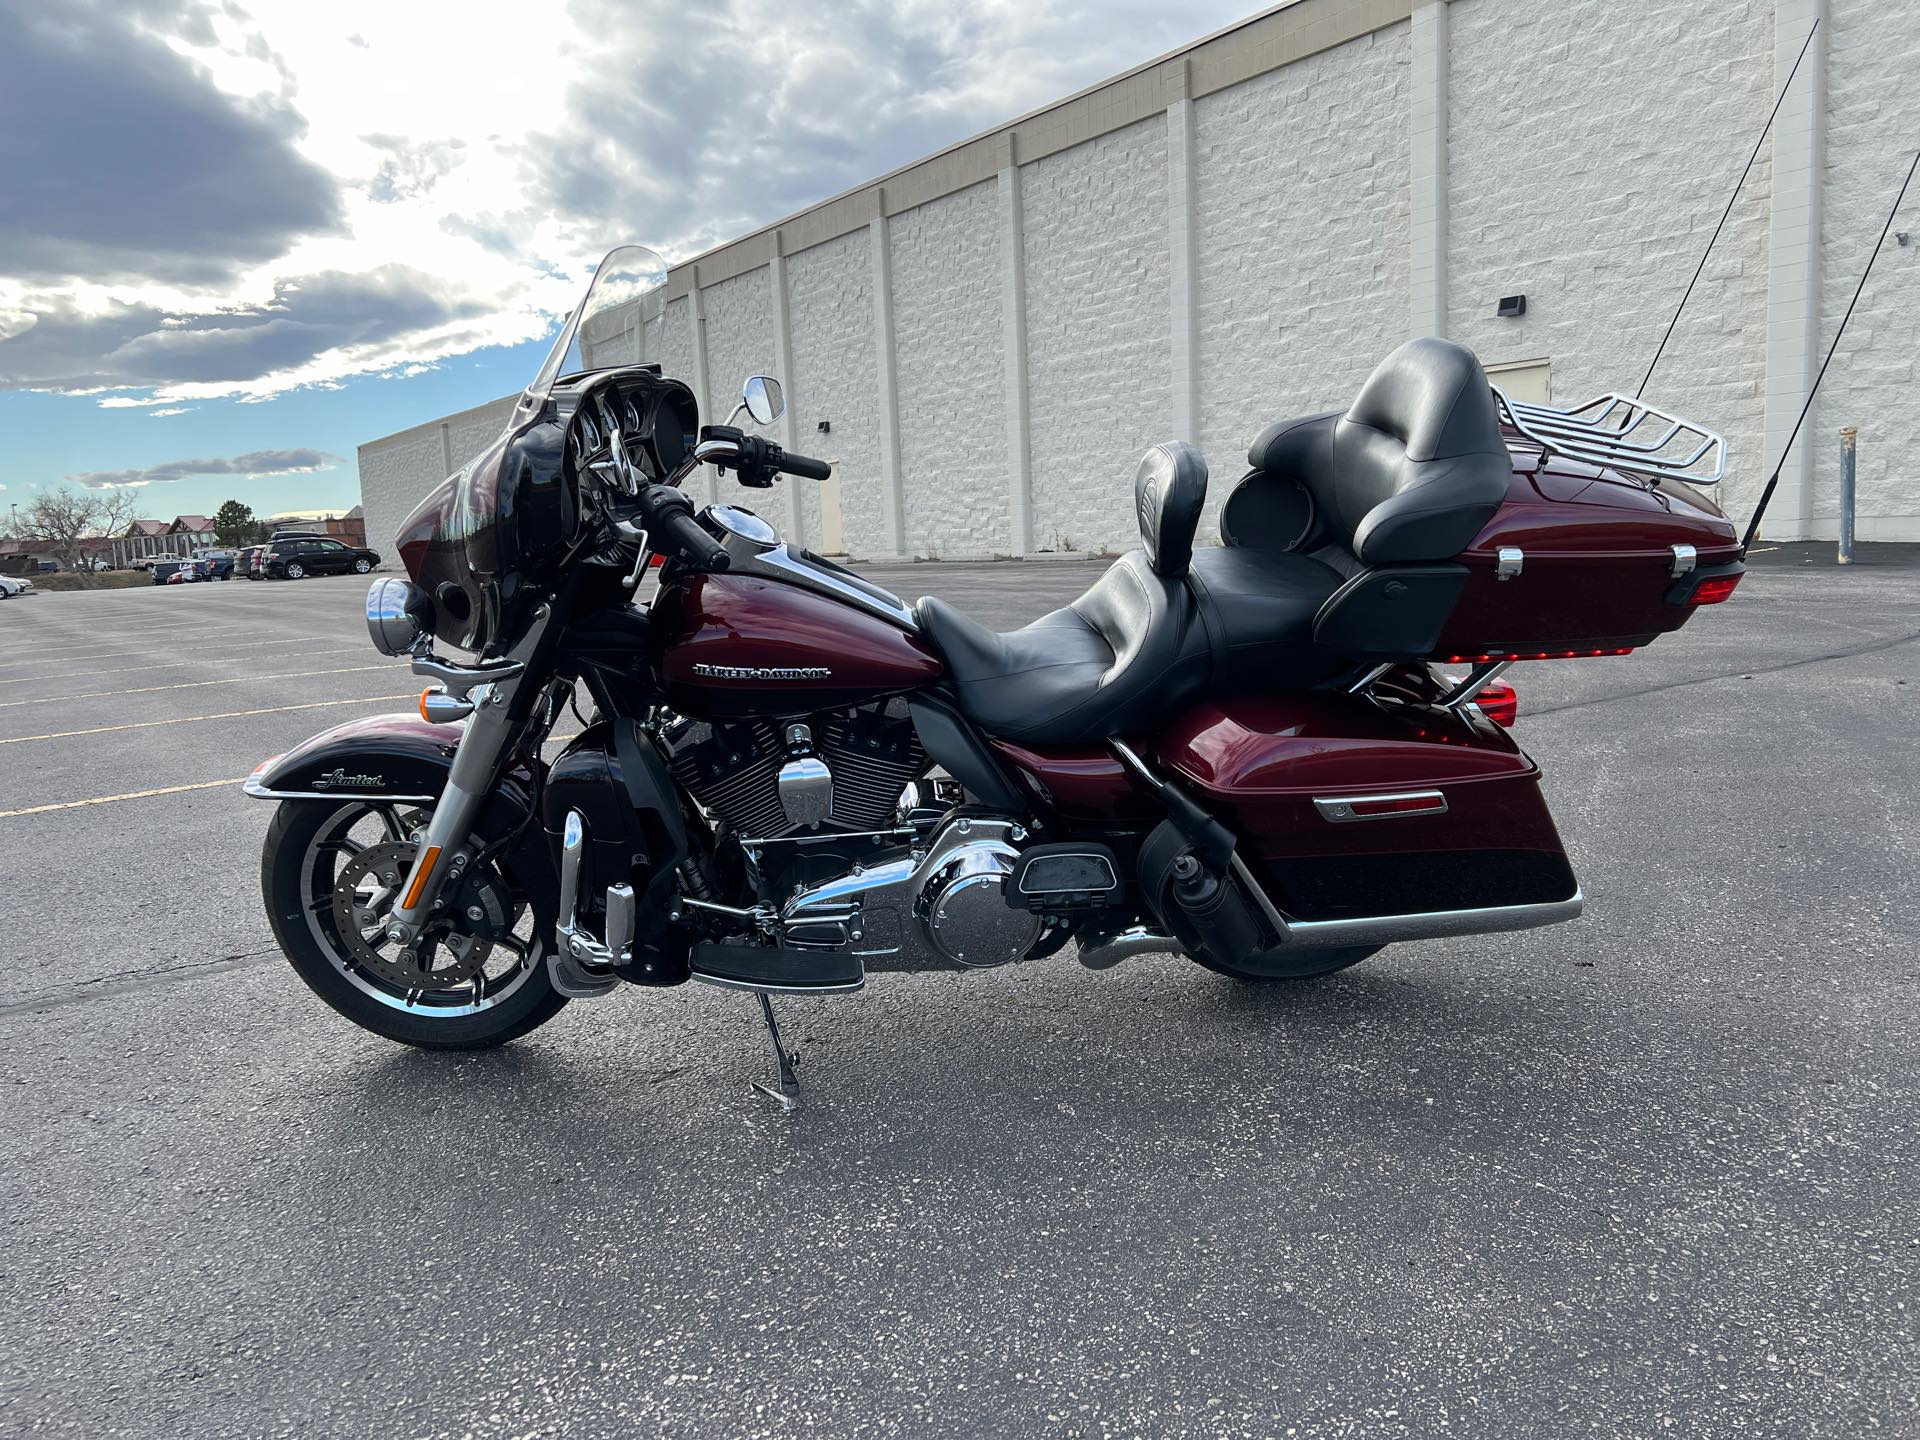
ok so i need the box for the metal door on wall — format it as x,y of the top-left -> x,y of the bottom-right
1486,357 -> 1551,404
816,470 -> 846,555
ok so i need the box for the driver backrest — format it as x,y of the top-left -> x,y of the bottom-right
1133,441 -> 1208,577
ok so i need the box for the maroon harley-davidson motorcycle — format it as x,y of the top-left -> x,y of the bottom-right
246,245 -> 1745,1107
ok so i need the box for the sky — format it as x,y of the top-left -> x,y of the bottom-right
0,0 -> 1260,525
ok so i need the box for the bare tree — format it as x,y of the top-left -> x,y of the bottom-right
16,485 -> 138,576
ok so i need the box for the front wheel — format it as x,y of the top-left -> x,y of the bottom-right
1197,945 -> 1383,983
353,557 -> 372,574
262,798 -> 567,1048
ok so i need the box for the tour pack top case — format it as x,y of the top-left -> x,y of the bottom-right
1212,338 -> 1743,668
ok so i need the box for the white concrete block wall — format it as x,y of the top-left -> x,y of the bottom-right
1192,24 -> 1413,541
786,228 -> 881,557
658,296 -> 695,397
697,267 -> 778,515
1448,0 -> 1775,524
1023,115 -> 1173,557
1812,0 -> 1920,540
362,0 -> 1920,550
890,180 -> 1011,559
357,395 -> 518,567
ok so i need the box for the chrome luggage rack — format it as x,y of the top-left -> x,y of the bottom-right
1491,386 -> 1725,487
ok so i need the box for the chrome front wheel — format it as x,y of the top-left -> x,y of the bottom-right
263,798 -> 568,1048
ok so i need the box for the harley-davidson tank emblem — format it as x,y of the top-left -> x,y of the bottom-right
312,767 -> 387,790
691,662 -> 833,681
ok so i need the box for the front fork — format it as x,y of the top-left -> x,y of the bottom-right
383,604 -> 557,948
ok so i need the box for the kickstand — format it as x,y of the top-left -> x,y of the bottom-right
749,992 -> 802,1113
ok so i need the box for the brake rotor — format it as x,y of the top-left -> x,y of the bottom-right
330,840 -> 508,992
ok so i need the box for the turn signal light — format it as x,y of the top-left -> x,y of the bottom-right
1476,679 -> 1518,727
1687,573 -> 1743,605
1440,647 -> 1634,663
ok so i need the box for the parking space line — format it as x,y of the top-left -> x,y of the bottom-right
0,634 -> 342,672
0,664 -> 397,708
0,693 -> 416,746
0,646 -> 369,684
0,778 -> 246,819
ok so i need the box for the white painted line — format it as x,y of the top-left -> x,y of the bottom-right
0,664 -> 398,708
0,777 -> 246,819
0,693 -> 416,746
0,633 -> 342,672
0,646 -> 369,685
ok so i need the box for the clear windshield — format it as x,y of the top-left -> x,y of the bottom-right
526,244 -> 671,401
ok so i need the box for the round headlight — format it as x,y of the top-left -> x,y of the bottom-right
366,577 -> 433,656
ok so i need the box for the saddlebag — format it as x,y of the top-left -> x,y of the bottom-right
1153,693 -> 1579,929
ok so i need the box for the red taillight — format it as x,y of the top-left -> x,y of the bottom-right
1476,679 -> 1518,727
1440,647 -> 1634,663
1687,573 -> 1742,605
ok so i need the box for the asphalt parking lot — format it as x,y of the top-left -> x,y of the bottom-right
2,550 -> 1917,1438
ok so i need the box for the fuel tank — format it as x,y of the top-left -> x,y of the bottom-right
650,570 -> 944,719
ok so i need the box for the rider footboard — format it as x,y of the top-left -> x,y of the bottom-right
1153,695 -> 1579,932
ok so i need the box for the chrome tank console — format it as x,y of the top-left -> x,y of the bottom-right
700,503 -> 918,631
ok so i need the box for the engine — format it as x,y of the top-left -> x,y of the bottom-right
665,698 -> 927,840
665,701 -> 1119,973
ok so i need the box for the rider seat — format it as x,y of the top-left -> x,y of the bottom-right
916,339 -> 1515,743
916,444 -> 1216,746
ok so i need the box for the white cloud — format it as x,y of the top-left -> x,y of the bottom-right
67,448 -> 341,488
1,0 -> 1253,405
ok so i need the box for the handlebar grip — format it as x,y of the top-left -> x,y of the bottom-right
659,510 -> 729,571
778,450 -> 832,482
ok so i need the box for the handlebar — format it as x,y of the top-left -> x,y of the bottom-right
694,427 -> 833,486
778,449 -> 832,481
636,486 -> 729,571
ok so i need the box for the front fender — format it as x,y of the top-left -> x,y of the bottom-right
244,710 -> 558,933
245,713 -> 460,802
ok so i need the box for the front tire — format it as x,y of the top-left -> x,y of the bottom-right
262,799 -> 567,1049
353,557 -> 372,574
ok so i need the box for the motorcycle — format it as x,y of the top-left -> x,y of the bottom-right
247,244 -> 1745,1108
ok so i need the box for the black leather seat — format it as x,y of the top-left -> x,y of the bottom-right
917,443 -> 1213,746
1216,337 -> 1514,663
1231,336 -> 1512,566
1185,545 -> 1345,686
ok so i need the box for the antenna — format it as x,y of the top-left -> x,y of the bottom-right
1742,147 -> 1920,552
1638,19 -> 1819,399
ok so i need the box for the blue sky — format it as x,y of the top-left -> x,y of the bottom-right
0,336 -> 547,521
0,0 -> 1256,526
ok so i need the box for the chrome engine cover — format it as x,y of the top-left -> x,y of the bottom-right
775,815 -> 1040,971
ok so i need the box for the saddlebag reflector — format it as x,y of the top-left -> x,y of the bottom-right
1313,791 -> 1447,823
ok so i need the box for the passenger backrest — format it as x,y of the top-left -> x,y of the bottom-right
1133,441 -> 1207,578
1243,338 -> 1511,566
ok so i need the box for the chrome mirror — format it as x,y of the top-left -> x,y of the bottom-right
742,374 -> 783,426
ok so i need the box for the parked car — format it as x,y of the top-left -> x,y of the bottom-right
236,545 -> 265,579
0,573 -> 35,598
151,558 -> 198,585
261,536 -> 381,580
197,552 -> 238,581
